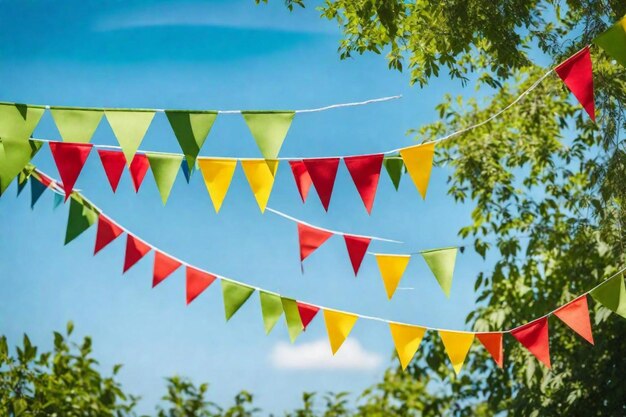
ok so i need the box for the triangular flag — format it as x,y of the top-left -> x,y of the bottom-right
375,254 -> 411,299
288,160 -> 312,203
553,295 -> 593,344
590,274 -> 626,319
123,234 -> 151,273
30,176 -> 47,209
241,111 -> 295,159
53,192 -> 64,210
146,153 -> 182,205
343,235 -> 371,276
511,317 -> 551,368
97,150 -> 126,193
323,309 -> 358,355
48,142 -> 93,200
152,251 -> 182,288
198,158 -> 238,213
297,302 -> 320,330
129,154 -> 150,192
400,143 -> 435,199
421,247 -> 457,298
555,47 -> 595,121
65,196 -> 99,245
303,158 -> 340,211
240,159 -> 279,213
439,330 -> 475,374
94,214 -> 123,254
105,110 -> 155,165
297,222 -> 333,262
282,297 -> 304,343
0,103 -> 45,139
221,280 -> 255,321
50,108 -> 103,143
383,157 -> 403,190
594,17 -> 626,68
17,170 -> 29,196
181,159 -> 193,183
186,266 -> 216,304
0,138 -> 43,196
389,323 -> 426,370
344,154 -> 384,214
165,110 -> 218,170
476,332 -> 504,368
260,291 -> 283,335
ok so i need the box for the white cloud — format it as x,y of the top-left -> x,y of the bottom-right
271,339 -> 383,371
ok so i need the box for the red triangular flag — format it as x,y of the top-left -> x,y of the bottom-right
303,157 -> 340,211
343,234 -> 371,276
343,154 -> 383,214
553,295 -> 594,345
511,317 -> 551,368
123,234 -> 151,273
296,302 -> 320,330
555,46 -> 595,121
129,154 -> 150,192
48,142 -> 93,200
186,266 -> 216,304
297,222 -> 333,262
288,160 -> 313,203
94,215 -> 123,255
153,251 -> 182,288
97,150 -> 126,193
476,332 -> 504,368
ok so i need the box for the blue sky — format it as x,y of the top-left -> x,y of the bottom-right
0,0 -> 497,413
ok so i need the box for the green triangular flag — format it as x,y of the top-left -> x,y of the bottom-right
384,157 -> 404,191
260,291 -> 284,334
104,110 -> 155,165
165,111 -> 218,170
241,111 -> 295,159
146,153 -> 182,205
281,297 -> 303,343
421,247 -> 458,297
590,274 -> 626,319
53,192 -> 64,210
594,19 -> 626,68
50,108 -> 104,143
221,280 -> 255,321
65,195 -> 99,245
0,138 -> 43,195
0,103 -> 45,139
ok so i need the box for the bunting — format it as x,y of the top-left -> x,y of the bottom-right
240,159 -> 279,213
343,154 -> 384,214
48,142 -> 93,200
0,138 -> 43,195
439,331 -> 474,374
476,332 -> 504,368
511,317 -> 551,368
97,150 -> 127,193
303,158 -> 340,211
65,195 -> 98,245
421,247 -> 457,298
94,215 -> 123,255
288,160 -> 312,203
400,143 -> 435,199
153,251 -> 182,288
343,235 -> 371,276
50,108 -> 103,143
147,153 -> 183,205
590,274 -> 626,318
297,302 -> 320,330
282,297 -> 304,343
198,158 -> 237,213
375,254 -> 411,299
553,295 -> 594,344
297,223 -> 333,262
30,176 -> 47,208
165,111 -> 218,170
0,103 -> 45,139
555,46 -> 595,121
123,234 -> 152,273
186,266 -> 216,305
323,310 -> 358,355
222,280 -> 255,321
389,323 -> 426,370
383,157 -> 403,190
105,110 -> 155,165
260,291 -> 284,335
241,111 -> 295,159
129,154 -> 150,192
594,17 -> 626,68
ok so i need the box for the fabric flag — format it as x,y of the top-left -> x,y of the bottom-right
323,309 -> 358,355
303,158 -> 340,211
555,47 -> 595,121
476,332 -> 504,368
420,247 -> 457,298
389,323 -> 426,370
383,157 -> 404,191
105,110 -> 155,165
221,280 -> 255,321
198,158 -> 237,213
241,111 -> 295,159
181,159 -> 193,183
282,297 -> 304,342
165,110 -> 218,170
65,196 -> 99,245
94,214 -> 123,255
152,251 -> 182,288
297,302 -> 320,330
129,154 -> 150,192
594,17 -> 626,68
400,143 -> 435,199
375,254 -> 411,299
240,159 -> 279,213
260,291 -> 283,335
97,150 -> 127,193
186,266 -> 216,305
30,176 -> 47,209
147,153 -> 182,205
343,235 -> 371,276
297,223 -> 333,262
288,160 -> 313,203
439,331 -> 475,374
511,317 -> 551,368
553,295 -> 594,344
50,108 -> 103,143
590,274 -> 626,319
344,154 -> 384,214
0,138 -> 43,195
123,234 -> 152,273
48,142 -> 93,200
16,170 -> 29,196
53,192 -> 64,210
0,103 -> 45,139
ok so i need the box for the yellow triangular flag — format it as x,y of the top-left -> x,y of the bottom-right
389,323 -> 426,370
375,254 -> 411,299
240,159 -> 279,213
323,309 -> 358,355
399,142 -> 435,199
198,158 -> 238,213
438,330 -> 474,375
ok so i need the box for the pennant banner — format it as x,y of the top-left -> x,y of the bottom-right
147,153 -> 183,205
0,138 -> 43,195
555,46 -> 595,121
439,331 -> 474,374
198,158 -> 237,213
50,108 -> 103,143
511,317 -> 551,368
165,110 -> 218,170
105,110 -> 155,165
389,323 -> 426,370
222,280 -> 255,321
260,291 -> 284,335
0,103 -> 45,139
594,17 -> 626,68
49,142 -> 93,200
186,266 -> 216,305
242,111 -> 295,160
421,247 -> 457,298
323,310 -> 358,355
241,159 -> 279,213
375,254 -> 411,299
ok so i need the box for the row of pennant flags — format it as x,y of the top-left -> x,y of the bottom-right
7,166 -> 626,374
